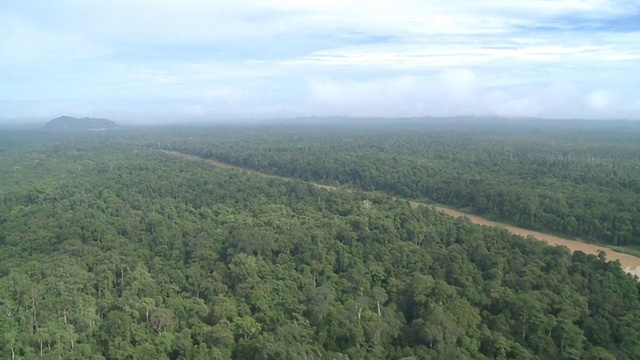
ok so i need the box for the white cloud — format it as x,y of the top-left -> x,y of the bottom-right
1,0 -> 639,120
303,70 -> 638,119
586,90 -> 611,110
305,72 -> 483,117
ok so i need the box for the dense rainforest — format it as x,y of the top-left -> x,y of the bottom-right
1,125 -> 640,359
159,119 -> 640,247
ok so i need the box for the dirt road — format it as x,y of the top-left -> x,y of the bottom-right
164,150 -> 640,277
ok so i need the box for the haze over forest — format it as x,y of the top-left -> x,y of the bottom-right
4,3 -> 640,358
2,1 -> 640,123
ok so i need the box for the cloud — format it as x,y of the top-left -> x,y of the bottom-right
1,0 -> 639,121
587,90 -> 611,110
304,70 -> 490,117
304,71 -> 638,119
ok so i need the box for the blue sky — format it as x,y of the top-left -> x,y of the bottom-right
1,0 -> 639,123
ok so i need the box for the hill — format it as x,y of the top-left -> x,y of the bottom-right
43,115 -> 117,131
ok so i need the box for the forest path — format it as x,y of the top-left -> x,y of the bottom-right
163,150 -> 640,277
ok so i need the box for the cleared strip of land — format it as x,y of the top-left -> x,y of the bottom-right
163,150 -> 640,277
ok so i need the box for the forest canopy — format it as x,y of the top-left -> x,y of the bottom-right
159,119 -> 640,247
1,122 -> 639,359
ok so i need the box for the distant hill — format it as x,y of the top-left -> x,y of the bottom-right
44,116 -> 117,131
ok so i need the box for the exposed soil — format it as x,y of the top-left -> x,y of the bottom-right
164,150 -> 640,277
424,205 -> 640,277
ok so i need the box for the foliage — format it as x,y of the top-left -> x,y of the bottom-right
1,126 -> 639,359
160,120 -> 640,246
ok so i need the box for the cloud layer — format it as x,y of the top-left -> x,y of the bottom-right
1,0 -> 639,122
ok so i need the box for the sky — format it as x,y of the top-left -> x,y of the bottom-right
1,0 -> 640,123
